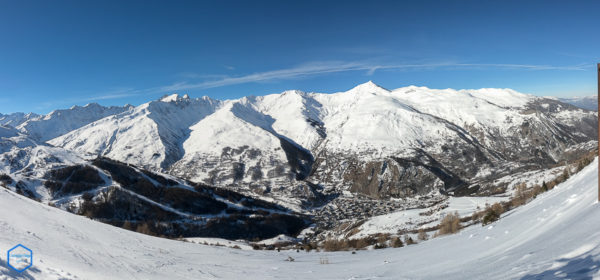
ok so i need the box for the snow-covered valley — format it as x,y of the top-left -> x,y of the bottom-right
1,158 -> 598,279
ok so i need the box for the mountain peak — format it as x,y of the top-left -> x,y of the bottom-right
159,93 -> 193,103
67,103 -> 102,110
160,93 -> 180,102
83,102 -> 102,108
349,81 -> 389,93
281,90 -> 306,96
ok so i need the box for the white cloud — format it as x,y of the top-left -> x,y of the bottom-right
160,61 -> 589,92
61,88 -> 139,104
160,61 -> 370,91
83,92 -> 140,101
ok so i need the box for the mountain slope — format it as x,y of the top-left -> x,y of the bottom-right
47,82 -> 597,207
1,124 -> 308,241
49,95 -> 220,170
171,97 -> 317,187
1,158 -> 598,279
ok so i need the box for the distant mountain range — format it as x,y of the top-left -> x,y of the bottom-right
0,103 -> 133,141
46,82 -> 597,201
557,96 -> 597,111
0,82 -> 597,239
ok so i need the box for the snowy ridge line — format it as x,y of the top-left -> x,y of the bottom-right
16,103 -> 133,142
45,82 -> 596,201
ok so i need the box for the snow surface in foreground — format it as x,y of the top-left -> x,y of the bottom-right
1,160 -> 600,279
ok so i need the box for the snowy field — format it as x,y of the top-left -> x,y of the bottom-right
1,159 -> 599,279
354,195 -> 508,238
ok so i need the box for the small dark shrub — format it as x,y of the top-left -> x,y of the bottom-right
418,229 -> 428,241
482,210 -> 499,225
323,238 -> 349,251
347,237 -> 372,250
438,211 -> 461,235
374,243 -> 387,249
511,183 -> 528,207
390,236 -> 404,248
482,203 -> 504,225
404,234 -> 415,245
122,221 -> 134,231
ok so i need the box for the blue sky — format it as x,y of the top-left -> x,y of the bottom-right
0,0 -> 598,114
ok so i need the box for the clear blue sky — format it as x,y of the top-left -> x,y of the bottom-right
0,0 -> 598,114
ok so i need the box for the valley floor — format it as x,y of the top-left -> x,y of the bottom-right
1,159 -> 600,279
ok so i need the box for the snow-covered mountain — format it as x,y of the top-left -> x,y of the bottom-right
16,103 -> 133,141
48,82 -> 597,209
0,112 -> 40,127
0,82 -> 598,278
49,94 -> 220,170
558,95 -> 598,111
1,156 -> 597,279
0,124 -> 307,240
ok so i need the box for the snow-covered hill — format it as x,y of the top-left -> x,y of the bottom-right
1,158 -> 598,279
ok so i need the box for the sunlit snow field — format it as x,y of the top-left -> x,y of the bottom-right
1,159 -> 599,279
